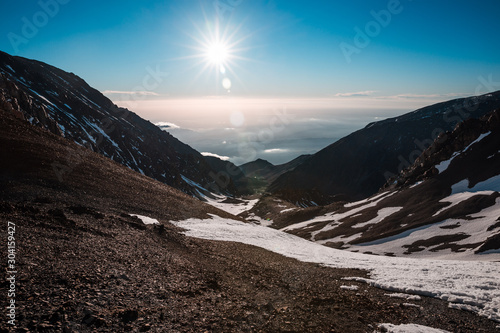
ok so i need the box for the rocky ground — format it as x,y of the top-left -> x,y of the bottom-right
2,199 -> 500,333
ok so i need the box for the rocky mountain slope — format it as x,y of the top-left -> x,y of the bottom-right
272,109 -> 500,259
269,92 -> 500,205
0,50 -> 237,197
238,155 -> 311,192
4,101 -> 498,332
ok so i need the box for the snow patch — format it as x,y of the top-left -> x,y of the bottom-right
352,207 -> 403,228
130,214 -> 159,225
172,214 -> 500,322
377,323 -> 450,333
340,285 -> 359,291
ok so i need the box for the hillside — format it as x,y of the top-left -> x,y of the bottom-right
272,109 -> 500,259
0,50 -> 237,197
238,155 -> 311,193
269,92 -> 500,205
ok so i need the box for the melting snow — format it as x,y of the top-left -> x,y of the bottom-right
130,214 -> 159,225
351,197 -> 500,259
340,285 -> 359,291
451,175 -> 500,194
352,207 -> 403,228
433,191 -> 494,216
172,214 -> 500,323
205,197 -> 259,216
436,132 -> 492,174
376,323 -> 450,333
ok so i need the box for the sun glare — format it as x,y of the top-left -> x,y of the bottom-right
207,42 -> 229,65
180,9 -> 253,94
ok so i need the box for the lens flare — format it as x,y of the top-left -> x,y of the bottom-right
207,42 -> 228,65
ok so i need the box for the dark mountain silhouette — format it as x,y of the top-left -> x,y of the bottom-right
269,92 -> 500,205
0,50 -> 237,197
239,155 -> 311,191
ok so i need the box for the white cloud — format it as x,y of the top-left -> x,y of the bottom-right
385,93 -> 470,100
201,152 -> 230,160
155,122 -> 180,129
263,148 -> 289,154
334,90 -> 376,97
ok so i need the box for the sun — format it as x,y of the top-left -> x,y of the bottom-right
206,42 -> 229,65
179,11 -> 253,93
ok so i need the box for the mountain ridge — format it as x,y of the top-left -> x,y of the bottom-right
0,50 -> 238,197
269,91 -> 500,205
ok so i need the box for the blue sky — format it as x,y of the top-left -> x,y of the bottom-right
2,0 -> 500,163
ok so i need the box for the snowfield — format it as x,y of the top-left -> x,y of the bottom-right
172,214 -> 500,324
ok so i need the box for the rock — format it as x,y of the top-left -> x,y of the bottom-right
119,310 -> 139,323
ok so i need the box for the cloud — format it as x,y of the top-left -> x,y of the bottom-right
155,122 -> 180,129
263,148 -> 289,154
102,90 -> 159,96
334,90 -> 376,97
201,152 -> 230,160
388,93 -> 470,100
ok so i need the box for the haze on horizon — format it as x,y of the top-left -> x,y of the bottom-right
2,0 -> 500,164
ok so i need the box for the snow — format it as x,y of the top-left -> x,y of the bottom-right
340,285 -> 359,291
181,175 -> 209,193
464,131 -> 491,152
385,293 -> 422,301
280,208 -> 296,213
205,196 -> 259,216
245,213 -> 273,227
283,195 -> 380,231
435,132 -> 491,174
130,214 -> 159,225
451,175 -> 500,194
352,207 -> 403,228
433,191 -> 494,216
84,119 -> 121,150
377,323 -> 450,333
172,214 -> 500,323
58,124 -> 66,136
180,175 -> 259,216
281,192 -> 396,241
344,191 -> 391,208
410,181 -> 423,188
5,65 -> 15,72
435,154 -> 457,174
351,197 -> 500,259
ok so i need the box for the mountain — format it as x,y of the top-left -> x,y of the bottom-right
0,50 -> 236,197
269,92 -> 500,205
273,109 -> 500,258
202,155 -> 256,195
238,155 -> 311,192
239,158 -> 275,177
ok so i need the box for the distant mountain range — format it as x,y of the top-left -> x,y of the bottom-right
237,155 -> 311,193
268,92 -> 500,205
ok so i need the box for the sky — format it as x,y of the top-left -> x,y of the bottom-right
2,0 -> 500,164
